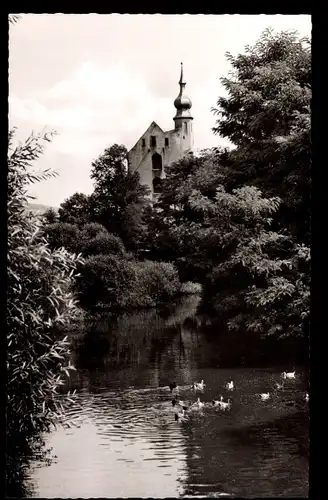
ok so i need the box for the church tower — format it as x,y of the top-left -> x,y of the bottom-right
127,63 -> 194,201
173,62 -> 194,151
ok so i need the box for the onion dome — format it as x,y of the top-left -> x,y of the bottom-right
174,62 -> 193,120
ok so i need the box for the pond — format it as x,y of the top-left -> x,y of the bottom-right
24,295 -> 308,498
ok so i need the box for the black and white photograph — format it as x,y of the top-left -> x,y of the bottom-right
7,13 -> 311,498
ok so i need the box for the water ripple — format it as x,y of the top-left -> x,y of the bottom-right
25,299 -> 308,498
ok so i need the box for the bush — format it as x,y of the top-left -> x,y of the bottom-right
43,222 -> 80,253
76,255 -> 182,312
7,130 -> 83,477
127,260 -> 181,308
180,281 -> 203,294
43,207 -> 58,224
139,260 -> 181,303
80,222 -> 108,240
76,254 -> 136,312
81,232 -> 126,258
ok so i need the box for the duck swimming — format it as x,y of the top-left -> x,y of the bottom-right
193,380 -> 206,391
175,407 -> 187,421
275,382 -> 284,390
305,392 -> 309,402
212,397 -> 223,407
226,381 -> 234,391
219,398 -> 232,411
260,392 -> 270,401
194,397 -> 205,409
213,396 -> 231,410
282,371 -> 296,380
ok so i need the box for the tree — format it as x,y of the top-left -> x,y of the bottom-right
212,28 -> 311,244
90,144 -> 150,250
43,207 -> 58,224
43,222 -> 81,253
151,149 -> 229,276
76,254 -> 136,312
186,184 -> 309,341
120,202 -> 149,253
7,129 -> 83,487
154,143 -> 309,341
58,192 -> 92,226
76,254 -> 181,312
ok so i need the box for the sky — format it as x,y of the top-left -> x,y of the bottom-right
9,14 -> 311,208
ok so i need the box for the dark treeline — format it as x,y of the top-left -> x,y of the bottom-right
42,145 -> 199,313
7,26 -> 310,494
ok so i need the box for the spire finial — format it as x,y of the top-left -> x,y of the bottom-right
179,62 -> 185,85
173,61 -> 193,123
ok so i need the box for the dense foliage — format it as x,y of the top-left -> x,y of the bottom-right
7,130 -> 83,483
151,29 -> 310,342
42,161 -> 183,313
212,28 -> 311,244
40,28 -> 310,344
43,220 -> 127,258
58,192 -> 92,226
89,144 -> 150,251
43,222 -> 81,254
52,145 -> 151,255
77,256 -> 181,312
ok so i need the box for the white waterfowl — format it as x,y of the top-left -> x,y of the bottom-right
275,382 -> 284,390
219,398 -> 232,411
175,407 -> 187,421
305,392 -> 309,402
193,380 -> 206,391
260,392 -> 270,401
194,397 -> 205,409
226,381 -> 234,391
212,396 -> 223,407
282,371 -> 296,380
213,396 -> 231,410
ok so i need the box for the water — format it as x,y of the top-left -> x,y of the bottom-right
24,295 -> 308,498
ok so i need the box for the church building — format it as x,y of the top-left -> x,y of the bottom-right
127,63 -> 194,201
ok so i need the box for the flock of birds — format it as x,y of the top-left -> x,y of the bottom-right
166,371 -> 309,422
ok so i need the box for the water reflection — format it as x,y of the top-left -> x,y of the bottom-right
25,295 -> 308,498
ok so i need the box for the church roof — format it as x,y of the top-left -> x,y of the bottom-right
128,121 -> 165,154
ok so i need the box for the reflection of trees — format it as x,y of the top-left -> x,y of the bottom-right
72,296 -> 203,392
6,439 -> 53,498
178,406 -> 308,497
196,314 -> 308,368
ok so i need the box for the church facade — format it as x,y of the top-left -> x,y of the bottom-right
127,63 -> 194,201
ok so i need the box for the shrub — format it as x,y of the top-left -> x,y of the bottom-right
135,260 -> 181,304
122,260 -> 182,310
180,281 -> 203,295
43,207 -> 58,224
43,222 -> 80,253
76,254 -> 136,312
7,129 -> 83,480
58,192 -> 92,226
81,232 -> 126,258
80,222 -> 108,240
76,256 -> 182,312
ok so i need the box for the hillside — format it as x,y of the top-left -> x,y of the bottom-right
27,203 -> 58,215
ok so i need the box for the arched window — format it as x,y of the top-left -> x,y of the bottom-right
153,177 -> 162,194
152,153 -> 162,171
